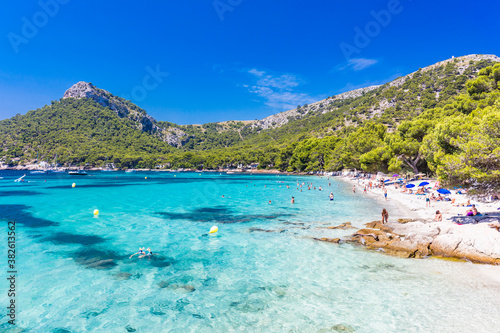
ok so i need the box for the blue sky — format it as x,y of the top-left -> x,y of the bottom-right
1,0 -> 499,124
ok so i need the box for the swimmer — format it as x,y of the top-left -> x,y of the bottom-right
139,247 -> 157,258
291,196 -> 295,204
268,200 -> 272,204
130,247 -> 145,258
329,192 -> 334,201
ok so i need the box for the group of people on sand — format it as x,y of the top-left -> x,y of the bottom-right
130,247 -> 156,259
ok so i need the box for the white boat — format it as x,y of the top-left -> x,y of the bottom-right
125,169 -> 136,173
69,170 -> 88,176
30,170 -> 46,174
14,175 -> 26,182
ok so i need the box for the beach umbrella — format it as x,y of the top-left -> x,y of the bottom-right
397,178 -> 404,181
418,182 -> 429,187
393,174 -> 399,177
437,188 -> 451,195
405,184 -> 415,188
384,179 -> 390,182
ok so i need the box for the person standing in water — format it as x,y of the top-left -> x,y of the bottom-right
353,185 -> 356,193
329,192 -> 334,201
291,197 -> 295,204
381,209 -> 389,224
383,187 -> 388,201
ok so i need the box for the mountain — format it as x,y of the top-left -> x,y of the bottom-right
0,54 -> 499,171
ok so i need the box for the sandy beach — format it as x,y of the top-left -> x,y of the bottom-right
335,175 -> 500,280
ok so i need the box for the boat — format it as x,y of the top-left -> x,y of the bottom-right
14,175 -> 27,182
125,169 -> 136,173
101,156 -> 114,172
30,170 -> 46,174
49,154 -> 66,173
69,170 -> 88,176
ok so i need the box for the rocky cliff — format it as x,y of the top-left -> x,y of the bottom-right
63,81 -> 190,147
246,54 -> 500,131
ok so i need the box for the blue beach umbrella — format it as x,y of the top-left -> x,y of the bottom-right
437,188 -> 451,195
397,178 -> 404,181
384,179 -> 390,182
418,182 -> 429,187
405,184 -> 415,188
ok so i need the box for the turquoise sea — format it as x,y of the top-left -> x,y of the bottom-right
1,171 -> 499,332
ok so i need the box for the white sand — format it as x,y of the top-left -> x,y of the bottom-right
336,176 -> 500,283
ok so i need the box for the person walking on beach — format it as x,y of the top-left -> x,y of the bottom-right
353,185 -> 356,193
426,194 -> 431,207
381,209 -> 389,224
383,187 -> 387,201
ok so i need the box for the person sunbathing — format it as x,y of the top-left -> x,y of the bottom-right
466,205 -> 479,216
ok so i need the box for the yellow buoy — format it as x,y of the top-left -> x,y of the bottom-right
145,177 -> 147,180
72,183 -> 76,188
93,209 -> 99,216
174,175 -> 176,177
209,226 -> 218,234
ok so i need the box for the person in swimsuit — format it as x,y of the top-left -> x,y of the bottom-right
130,247 -> 145,258
435,210 -> 442,221
329,192 -> 334,201
381,208 -> 389,224
139,247 -> 157,258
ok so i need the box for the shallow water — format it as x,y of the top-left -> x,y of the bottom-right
1,171 -> 499,332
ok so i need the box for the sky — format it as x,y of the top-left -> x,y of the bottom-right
1,0 -> 499,125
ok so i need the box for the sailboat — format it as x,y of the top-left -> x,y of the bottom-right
14,174 -> 27,182
30,151 -> 47,174
50,154 -> 66,173
101,156 -> 113,172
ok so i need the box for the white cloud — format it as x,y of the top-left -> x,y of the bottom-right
333,58 -> 378,72
248,69 -> 265,77
245,69 -> 317,110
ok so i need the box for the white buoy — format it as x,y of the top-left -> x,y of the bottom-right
72,183 -> 76,188
209,226 -> 218,234
93,209 -> 99,216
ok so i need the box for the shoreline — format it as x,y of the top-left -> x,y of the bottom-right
334,176 -> 500,268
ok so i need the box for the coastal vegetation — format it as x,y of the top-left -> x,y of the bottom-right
1,56 -> 499,192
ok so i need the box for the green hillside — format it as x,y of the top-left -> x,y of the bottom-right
0,98 -> 173,169
1,55 -> 499,192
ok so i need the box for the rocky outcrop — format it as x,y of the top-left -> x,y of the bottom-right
63,81 -> 191,146
63,81 -> 130,118
347,218 -> 500,264
248,54 -> 499,131
317,222 -> 355,230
